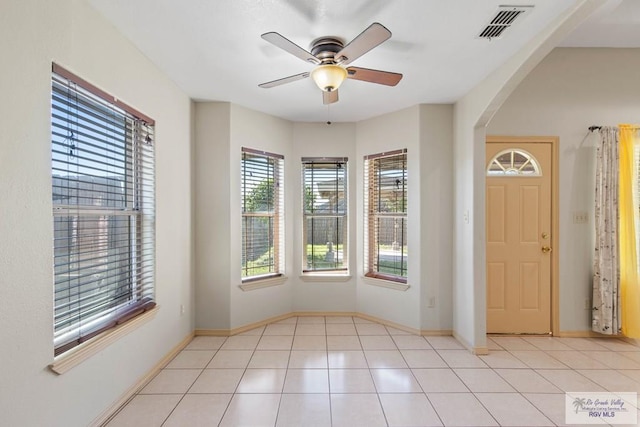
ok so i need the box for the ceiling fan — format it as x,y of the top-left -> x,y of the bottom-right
259,22 -> 403,105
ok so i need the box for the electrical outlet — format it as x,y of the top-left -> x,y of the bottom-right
573,212 -> 588,224
428,297 -> 436,308
180,304 -> 185,315
463,210 -> 470,224
584,299 -> 590,310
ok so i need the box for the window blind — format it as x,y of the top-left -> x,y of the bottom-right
241,148 -> 284,280
364,149 -> 408,282
51,65 -> 155,356
302,158 -> 348,272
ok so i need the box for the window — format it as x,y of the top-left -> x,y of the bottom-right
51,64 -> 155,356
302,158 -> 348,273
487,149 -> 541,176
364,149 -> 408,282
241,148 -> 284,280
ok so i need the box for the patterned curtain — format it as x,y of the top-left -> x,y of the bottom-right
592,127 -> 620,335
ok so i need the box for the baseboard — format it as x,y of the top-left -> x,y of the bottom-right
557,331 -> 640,347
620,337 -> 640,347
194,329 -> 231,336
96,312 -> 467,424
452,330 -> 471,351
92,331 -> 194,427
421,329 -> 453,336
195,311 -> 425,337
557,330 -> 623,338
195,312 -> 295,337
293,311 -> 359,318
472,346 -> 489,355
356,312 -> 421,335
451,331 -> 489,355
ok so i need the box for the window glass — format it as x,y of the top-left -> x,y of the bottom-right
241,148 -> 284,279
487,149 -> 541,176
364,150 -> 407,282
51,66 -> 155,356
302,158 -> 348,272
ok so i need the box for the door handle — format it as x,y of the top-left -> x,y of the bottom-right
541,246 -> 552,253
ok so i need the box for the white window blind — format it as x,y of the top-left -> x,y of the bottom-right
241,147 -> 284,280
51,64 -> 155,356
364,149 -> 408,282
302,158 -> 348,272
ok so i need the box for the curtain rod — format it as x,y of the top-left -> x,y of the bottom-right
589,125 -> 640,132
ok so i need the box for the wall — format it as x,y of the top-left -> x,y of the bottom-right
419,105 -> 455,332
0,0 -> 193,425
355,106 -> 422,329
194,104 -> 454,333
291,122 -> 358,312
229,104 -> 295,328
194,103 -> 295,330
194,102 -> 232,329
487,47 -> 640,332
451,0 -> 602,351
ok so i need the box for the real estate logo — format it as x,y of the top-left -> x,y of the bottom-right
565,392 -> 637,425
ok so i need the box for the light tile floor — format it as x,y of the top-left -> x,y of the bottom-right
106,316 -> 640,426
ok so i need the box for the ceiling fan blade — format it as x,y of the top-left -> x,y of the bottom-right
261,32 -> 321,65
335,23 -> 391,65
323,90 -> 339,105
346,67 -> 402,86
259,72 -> 310,88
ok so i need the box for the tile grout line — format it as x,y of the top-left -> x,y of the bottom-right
395,332 -> 448,427
112,322 -> 640,426
271,317 -> 297,427
482,350 -> 557,426
219,325 -> 266,426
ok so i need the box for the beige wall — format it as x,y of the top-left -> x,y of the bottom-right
193,104 -> 455,332
0,1 -> 615,424
419,105 -> 455,331
292,122 -> 359,312
194,102 -> 232,329
488,47 -> 640,332
0,0 -> 193,425
451,1 -> 601,350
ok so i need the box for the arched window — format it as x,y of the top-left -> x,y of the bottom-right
487,149 -> 541,176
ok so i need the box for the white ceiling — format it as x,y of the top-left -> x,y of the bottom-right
88,0 -> 639,123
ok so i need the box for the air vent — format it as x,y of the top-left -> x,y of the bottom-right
478,5 -> 533,40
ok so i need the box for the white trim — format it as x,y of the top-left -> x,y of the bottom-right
239,275 -> 287,291
49,307 -> 159,375
362,276 -> 410,291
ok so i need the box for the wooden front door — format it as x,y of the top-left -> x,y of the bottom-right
486,141 -> 553,334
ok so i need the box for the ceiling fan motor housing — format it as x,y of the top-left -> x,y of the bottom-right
310,37 -> 346,62
259,23 -> 402,105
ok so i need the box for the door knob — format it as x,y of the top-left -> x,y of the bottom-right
541,246 -> 552,253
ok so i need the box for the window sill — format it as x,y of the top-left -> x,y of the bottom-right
362,276 -> 410,291
49,306 -> 159,375
239,275 -> 287,291
299,273 -> 352,283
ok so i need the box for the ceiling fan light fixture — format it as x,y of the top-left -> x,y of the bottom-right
311,64 -> 347,92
